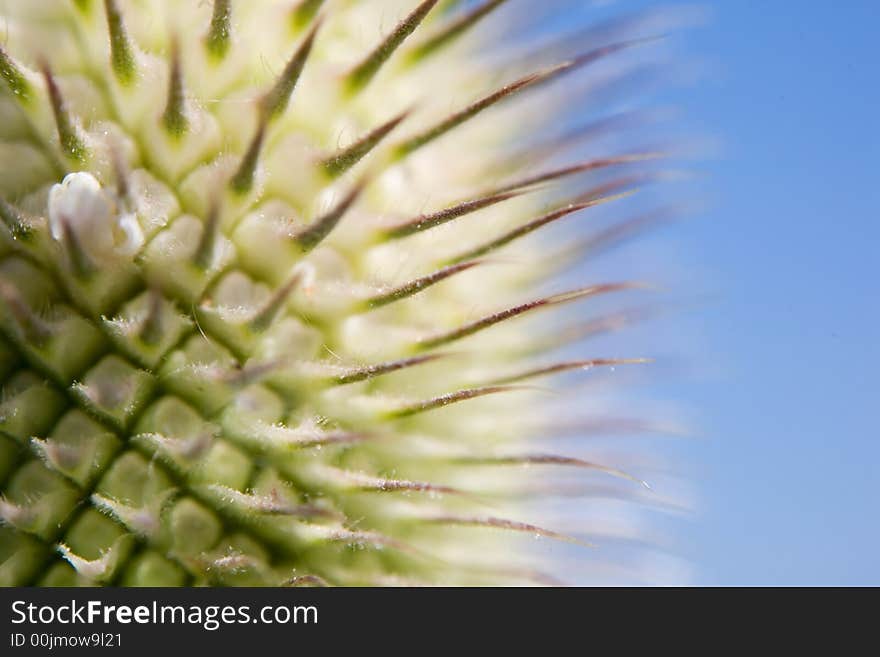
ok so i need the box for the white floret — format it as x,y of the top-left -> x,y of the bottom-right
48,171 -> 144,263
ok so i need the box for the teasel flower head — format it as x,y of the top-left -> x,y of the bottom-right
0,0 -> 679,585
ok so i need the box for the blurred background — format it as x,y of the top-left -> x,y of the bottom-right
505,0 -> 878,585
675,0 -> 877,586
559,0 -> 879,584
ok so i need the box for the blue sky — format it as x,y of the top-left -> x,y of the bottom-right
609,1 -> 880,584
513,0 -> 878,585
